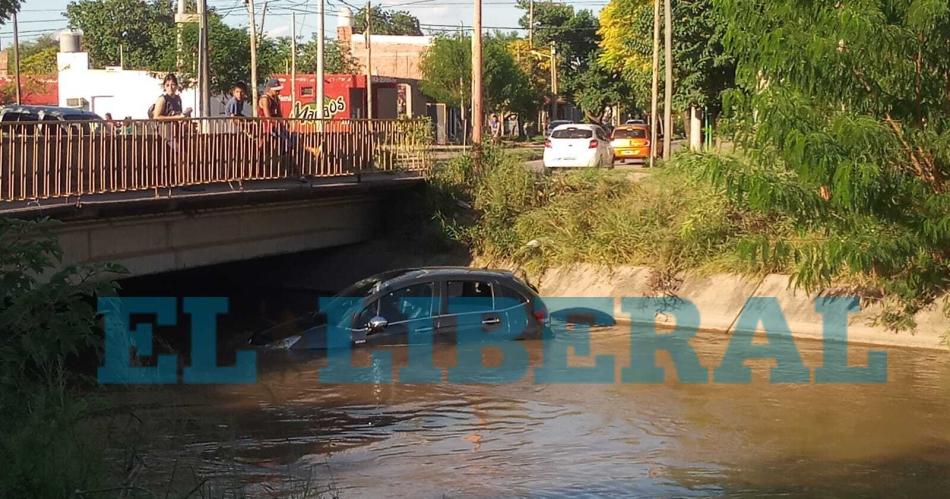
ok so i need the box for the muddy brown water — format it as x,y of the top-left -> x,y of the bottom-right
101,325 -> 950,498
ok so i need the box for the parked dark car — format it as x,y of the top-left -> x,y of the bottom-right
545,119 -> 575,138
0,105 -> 103,135
252,267 -> 549,350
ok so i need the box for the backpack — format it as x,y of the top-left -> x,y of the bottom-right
148,94 -> 181,118
147,95 -> 165,119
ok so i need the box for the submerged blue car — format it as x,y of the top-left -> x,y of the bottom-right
251,267 -> 550,350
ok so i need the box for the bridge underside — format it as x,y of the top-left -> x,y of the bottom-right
34,174 -> 423,277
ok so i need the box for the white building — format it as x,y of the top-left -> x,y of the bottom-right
56,32 -> 225,119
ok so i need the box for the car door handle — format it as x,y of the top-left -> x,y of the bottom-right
482,317 -> 501,325
415,326 -> 434,333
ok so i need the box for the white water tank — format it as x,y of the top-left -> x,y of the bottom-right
59,29 -> 83,53
338,7 -> 352,27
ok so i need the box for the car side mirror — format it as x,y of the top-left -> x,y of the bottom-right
367,316 -> 388,333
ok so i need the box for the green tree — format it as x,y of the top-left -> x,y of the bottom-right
299,36 -> 360,74
6,34 -> 58,75
352,6 -> 423,36
517,0 -> 600,104
420,34 -> 539,117
0,219 -> 120,495
689,0 -> 950,328
66,0 -> 174,70
67,0 -> 289,93
507,38 -> 552,108
599,0 -> 734,113
574,51 -> 632,121
419,34 -> 471,109
0,0 -> 19,22
484,35 -> 540,117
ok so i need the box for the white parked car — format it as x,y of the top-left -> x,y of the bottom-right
543,124 -> 614,169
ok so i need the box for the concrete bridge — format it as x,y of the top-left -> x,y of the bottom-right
1,117 -> 431,276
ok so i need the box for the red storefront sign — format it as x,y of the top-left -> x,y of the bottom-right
271,73 -> 397,120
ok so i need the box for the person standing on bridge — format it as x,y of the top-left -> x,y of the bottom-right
151,74 -> 194,187
258,79 -> 321,182
226,83 -> 248,118
151,74 -> 191,122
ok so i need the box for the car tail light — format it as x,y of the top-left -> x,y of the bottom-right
544,139 -> 552,148
588,139 -> 598,149
533,307 -> 547,322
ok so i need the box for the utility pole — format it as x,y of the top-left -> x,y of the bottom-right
471,0 -> 483,143
258,1 -> 269,39
528,0 -> 534,47
662,0 -> 672,160
247,0 -> 260,117
649,0 -> 659,167
291,12 -> 297,113
365,1 -> 373,119
198,0 -> 210,118
317,0 -> 325,124
12,12 -> 20,104
549,42 -> 557,122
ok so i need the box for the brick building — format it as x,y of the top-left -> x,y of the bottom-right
335,8 -> 456,138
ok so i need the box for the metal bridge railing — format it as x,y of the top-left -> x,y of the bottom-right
0,117 -> 432,203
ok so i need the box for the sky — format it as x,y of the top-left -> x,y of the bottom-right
1,0 -> 609,46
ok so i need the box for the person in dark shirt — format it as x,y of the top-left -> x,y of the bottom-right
257,79 -> 321,181
152,73 -> 190,120
258,79 -> 283,118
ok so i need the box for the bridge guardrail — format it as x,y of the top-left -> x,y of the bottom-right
0,117 -> 431,204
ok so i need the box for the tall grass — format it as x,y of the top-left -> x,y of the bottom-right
428,146 -> 784,279
425,146 -> 946,332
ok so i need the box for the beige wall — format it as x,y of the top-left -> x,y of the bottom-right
350,40 -> 428,81
338,25 -> 429,81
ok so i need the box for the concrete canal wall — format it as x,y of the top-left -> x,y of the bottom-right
503,263 -> 948,351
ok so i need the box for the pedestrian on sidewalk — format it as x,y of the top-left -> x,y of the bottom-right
489,114 -> 502,144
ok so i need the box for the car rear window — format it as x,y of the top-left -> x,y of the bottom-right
612,128 -> 647,139
495,285 -> 528,309
551,128 -> 593,139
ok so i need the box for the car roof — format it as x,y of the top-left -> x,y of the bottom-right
370,266 -> 520,289
552,123 -> 598,131
615,124 -> 650,130
0,105 -> 103,119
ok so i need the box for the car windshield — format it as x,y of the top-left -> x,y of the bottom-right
551,128 -> 593,139
613,128 -> 647,139
319,270 -> 408,326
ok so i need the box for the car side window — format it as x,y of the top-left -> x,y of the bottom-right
377,282 -> 435,323
2,112 -> 39,134
446,280 -> 494,314
495,285 -> 528,310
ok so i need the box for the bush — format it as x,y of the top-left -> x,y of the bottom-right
0,218 -> 121,496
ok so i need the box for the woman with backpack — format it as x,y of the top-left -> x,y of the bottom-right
150,73 -> 195,187
151,73 -> 190,120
